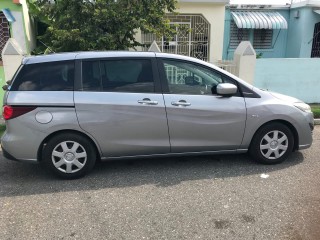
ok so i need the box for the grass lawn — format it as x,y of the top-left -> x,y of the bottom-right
0,124 -> 5,137
310,104 -> 320,119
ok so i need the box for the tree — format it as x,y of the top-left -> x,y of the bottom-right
27,0 -> 177,53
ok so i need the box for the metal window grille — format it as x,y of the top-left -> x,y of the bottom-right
253,29 -> 273,49
229,21 -> 249,49
141,14 -> 210,62
311,22 -> 320,58
0,12 -> 10,62
164,63 -> 202,85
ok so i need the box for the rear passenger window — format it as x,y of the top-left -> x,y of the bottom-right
11,61 -> 74,91
82,61 -> 101,91
81,59 -> 154,93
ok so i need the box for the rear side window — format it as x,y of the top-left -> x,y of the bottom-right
11,61 -> 75,91
82,59 -> 154,93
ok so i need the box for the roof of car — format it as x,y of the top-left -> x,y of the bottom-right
22,51 -> 209,65
22,51 -> 158,65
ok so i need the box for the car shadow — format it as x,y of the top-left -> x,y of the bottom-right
0,152 -> 304,197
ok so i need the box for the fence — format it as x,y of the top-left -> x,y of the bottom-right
212,60 -> 237,75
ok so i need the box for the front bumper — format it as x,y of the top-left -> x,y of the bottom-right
298,143 -> 312,150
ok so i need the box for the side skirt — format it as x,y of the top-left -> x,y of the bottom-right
100,149 -> 248,161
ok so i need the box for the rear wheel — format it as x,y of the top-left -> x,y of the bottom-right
249,123 -> 294,164
43,133 -> 96,179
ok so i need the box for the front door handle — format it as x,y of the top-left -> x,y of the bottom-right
171,100 -> 191,107
138,98 -> 158,105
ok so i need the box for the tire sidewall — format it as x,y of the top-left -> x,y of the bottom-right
43,133 -> 96,179
250,123 -> 294,164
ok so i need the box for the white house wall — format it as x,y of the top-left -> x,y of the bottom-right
11,11 -> 27,54
176,2 -> 226,62
20,0 -> 36,51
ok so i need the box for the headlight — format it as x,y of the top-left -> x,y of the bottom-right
294,102 -> 312,113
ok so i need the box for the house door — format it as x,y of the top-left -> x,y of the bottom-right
311,22 -> 320,58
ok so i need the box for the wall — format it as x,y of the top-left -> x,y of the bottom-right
0,0 -> 21,11
176,2 -> 226,62
254,58 -> 320,103
286,7 -> 320,58
223,9 -> 290,60
20,0 -> 36,52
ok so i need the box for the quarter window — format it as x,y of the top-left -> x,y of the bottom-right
11,61 -> 75,91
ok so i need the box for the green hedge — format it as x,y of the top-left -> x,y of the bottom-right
311,105 -> 320,118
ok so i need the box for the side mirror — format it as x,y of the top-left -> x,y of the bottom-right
216,83 -> 238,96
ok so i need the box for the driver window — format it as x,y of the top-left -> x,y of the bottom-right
162,60 -> 223,95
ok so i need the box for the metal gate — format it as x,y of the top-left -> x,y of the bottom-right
142,14 -> 210,62
311,22 -> 320,58
0,12 -> 10,62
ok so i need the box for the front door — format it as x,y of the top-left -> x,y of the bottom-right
75,58 -> 170,157
158,59 -> 247,153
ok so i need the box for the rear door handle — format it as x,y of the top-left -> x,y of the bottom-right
171,100 -> 191,107
138,98 -> 158,105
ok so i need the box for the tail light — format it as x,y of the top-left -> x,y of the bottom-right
3,105 -> 37,120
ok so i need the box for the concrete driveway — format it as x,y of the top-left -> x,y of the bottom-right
0,126 -> 319,240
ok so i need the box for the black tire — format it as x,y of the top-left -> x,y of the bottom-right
42,133 -> 97,179
249,122 -> 294,164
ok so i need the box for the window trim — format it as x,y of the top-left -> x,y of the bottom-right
76,57 -> 162,94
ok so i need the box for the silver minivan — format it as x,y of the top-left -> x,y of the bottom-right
1,52 -> 314,179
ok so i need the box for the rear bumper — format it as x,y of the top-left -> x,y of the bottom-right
1,144 -> 38,163
1,130 -> 39,162
2,145 -> 18,161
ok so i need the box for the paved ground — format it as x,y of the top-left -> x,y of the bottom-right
0,127 -> 319,240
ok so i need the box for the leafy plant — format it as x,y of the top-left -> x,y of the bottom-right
27,0 -> 177,53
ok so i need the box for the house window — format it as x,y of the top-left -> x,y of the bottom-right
253,29 -> 273,49
229,21 -> 249,49
141,14 -> 210,62
229,21 -> 273,50
0,11 -> 10,62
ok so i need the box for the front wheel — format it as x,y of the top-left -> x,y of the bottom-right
43,133 -> 97,179
249,123 -> 294,164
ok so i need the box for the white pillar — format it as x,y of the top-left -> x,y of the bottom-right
2,39 -> 24,81
233,41 -> 256,85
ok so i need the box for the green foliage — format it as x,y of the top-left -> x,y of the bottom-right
256,53 -> 263,59
0,124 -> 6,137
27,0 -> 177,53
311,104 -> 320,118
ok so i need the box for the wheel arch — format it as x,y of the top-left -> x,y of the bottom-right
37,129 -> 102,162
250,119 -> 299,151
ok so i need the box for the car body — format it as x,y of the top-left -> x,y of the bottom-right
1,52 -> 314,178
